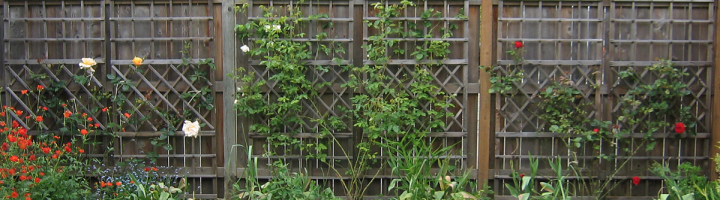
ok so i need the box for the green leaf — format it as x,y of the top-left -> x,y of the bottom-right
540,182 -> 555,192
521,176 -> 531,191
681,194 -> 695,200
505,184 -> 519,196
388,179 -> 400,191
434,191 -> 445,200
160,192 -> 170,200
399,191 -> 413,200
519,193 -> 530,200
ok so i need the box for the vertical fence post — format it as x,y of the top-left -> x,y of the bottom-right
478,0 -> 494,186
222,0 -> 237,197
710,0 -> 720,181
0,0 -> 5,107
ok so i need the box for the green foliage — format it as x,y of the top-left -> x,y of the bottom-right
233,3 -> 342,160
385,137 -> 484,200
234,146 -> 337,200
506,156 -> 574,200
652,162 -> 719,200
617,59 -> 696,140
128,177 -> 186,200
481,47 -> 524,94
233,1 -> 486,199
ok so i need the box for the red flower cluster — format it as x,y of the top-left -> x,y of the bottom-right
0,104 -> 89,198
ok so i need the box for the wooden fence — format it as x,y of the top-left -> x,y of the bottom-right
1,0 -> 718,199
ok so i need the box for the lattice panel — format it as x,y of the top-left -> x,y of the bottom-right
494,0 -> 715,197
609,1 -> 713,134
231,0 -> 476,197
109,1 -> 219,198
3,1 -> 109,159
497,1 -> 604,61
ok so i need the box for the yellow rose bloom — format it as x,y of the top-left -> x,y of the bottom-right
132,57 -> 143,66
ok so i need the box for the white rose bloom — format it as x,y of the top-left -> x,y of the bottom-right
182,120 -> 200,138
79,58 -> 97,72
240,45 -> 250,53
264,25 -> 281,31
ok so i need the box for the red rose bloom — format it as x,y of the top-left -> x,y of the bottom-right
593,128 -> 599,133
36,85 -> 44,91
10,156 -> 19,162
21,90 -> 28,95
35,116 -> 43,122
514,41 -> 523,48
632,176 -> 640,186
80,129 -> 89,135
675,122 -> 686,134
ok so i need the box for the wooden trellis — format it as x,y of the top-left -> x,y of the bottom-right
1,0 -> 718,199
493,0 -> 716,198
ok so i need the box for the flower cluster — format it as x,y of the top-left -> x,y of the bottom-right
0,106 -> 90,199
91,160 -> 185,199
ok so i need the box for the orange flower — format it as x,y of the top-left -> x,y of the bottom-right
35,116 -> 43,122
15,110 -> 22,116
21,90 -> 28,95
61,103 -> 67,107
10,155 -> 19,162
64,110 -> 72,118
36,85 -> 44,91
41,107 -> 48,111
124,113 -> 131,118
78,149 -> 85,153
11,191 -> 17,198
87,117 -> 93,122
100,181 -> 105,188
152,167 -> 158,171
132,57 -> 143,66
102,107 -> 108,112
115,181 -> 121,186
34,177 -> 40,183
80,129 -> 88,135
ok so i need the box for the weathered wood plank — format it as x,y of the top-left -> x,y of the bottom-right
710,0 -> 720,181
478,0 -> 493,186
